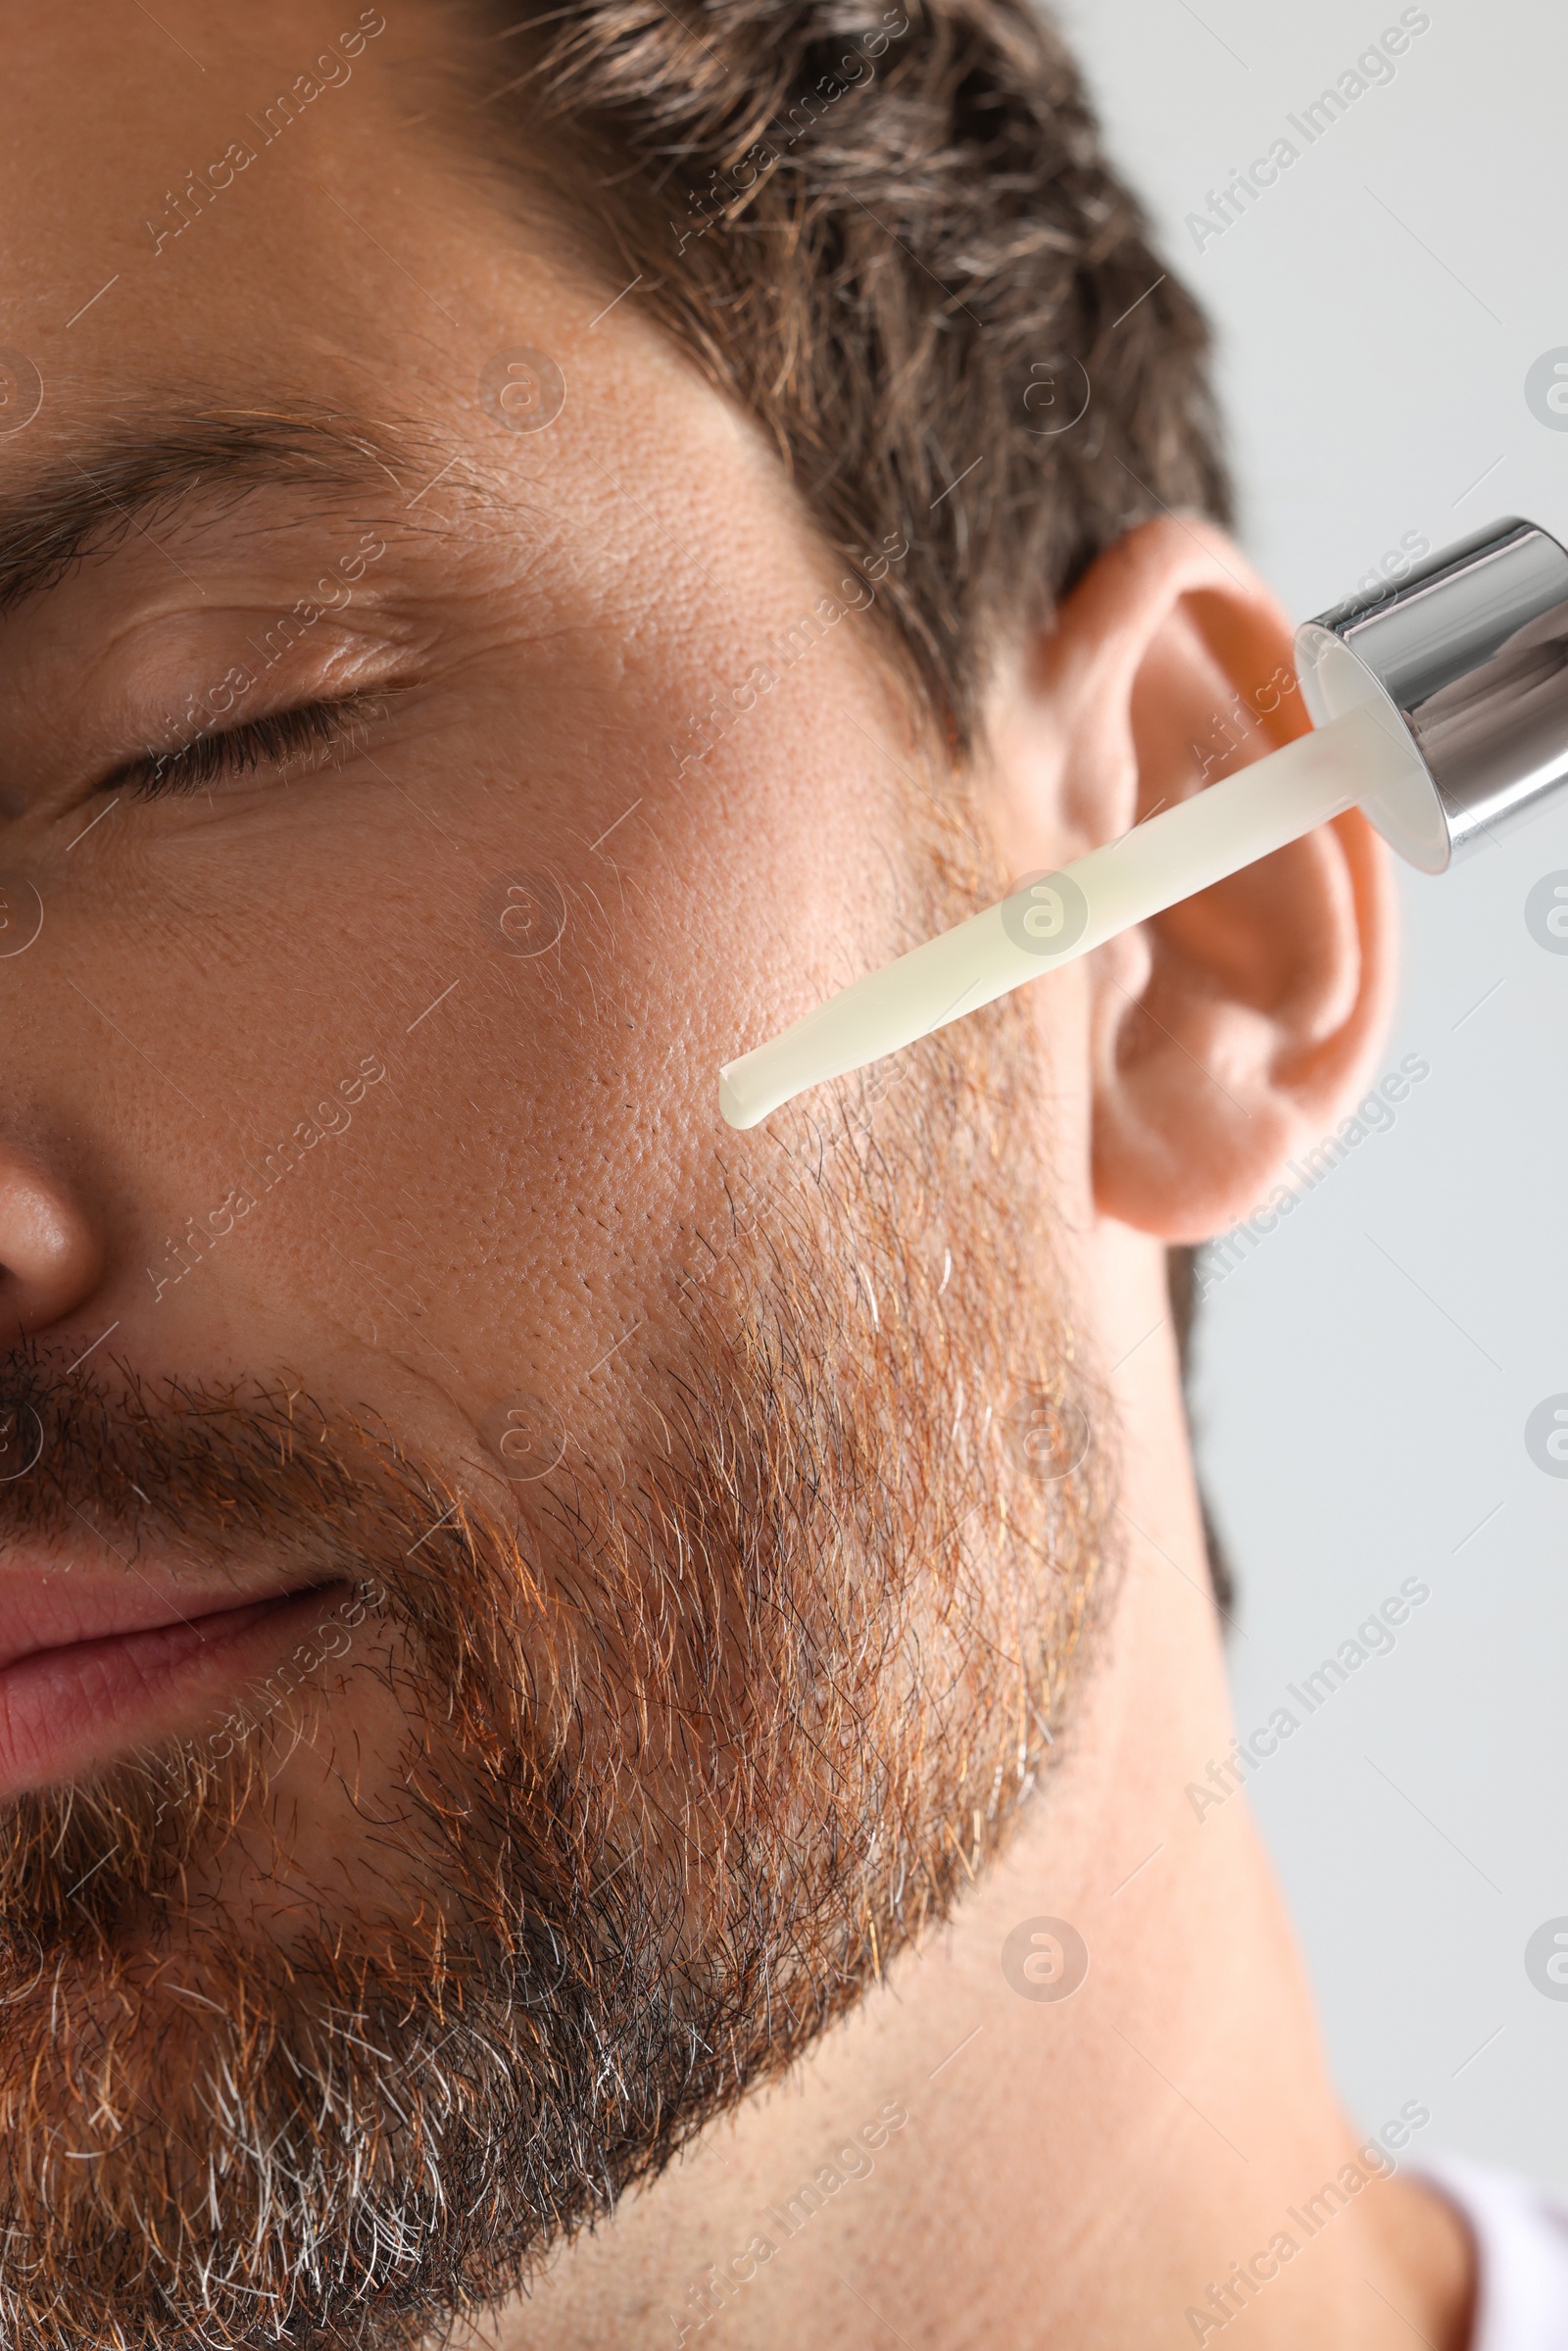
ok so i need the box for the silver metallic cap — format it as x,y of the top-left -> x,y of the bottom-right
1295,515 -> 1568,873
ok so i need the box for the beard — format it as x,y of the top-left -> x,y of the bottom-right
0,976 -> 1119,2350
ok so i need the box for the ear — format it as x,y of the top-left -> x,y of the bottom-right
983,515 -> 1398,1244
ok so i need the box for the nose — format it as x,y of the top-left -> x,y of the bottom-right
0,1141 -> 104,1347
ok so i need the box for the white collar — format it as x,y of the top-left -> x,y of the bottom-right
1417,2158 -> 1568,2351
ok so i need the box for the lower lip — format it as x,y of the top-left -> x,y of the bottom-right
0,1583 -> 353,1798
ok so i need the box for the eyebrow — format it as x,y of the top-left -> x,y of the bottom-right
0,409 -> 438,615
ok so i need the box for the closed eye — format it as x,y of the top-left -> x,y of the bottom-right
104,691 -> 390,802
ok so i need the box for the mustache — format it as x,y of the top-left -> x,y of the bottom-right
0,1339 -> 562,1935
0,1339 -> 432,1580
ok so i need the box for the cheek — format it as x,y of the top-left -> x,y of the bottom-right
53,448 -> 926,1502
330,645 -> 912,1460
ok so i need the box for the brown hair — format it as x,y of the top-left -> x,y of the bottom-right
470,0 -> 1231,745
465,0 -> 1233,1602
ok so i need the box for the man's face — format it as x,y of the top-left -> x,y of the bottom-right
0,7 -> 1112,2343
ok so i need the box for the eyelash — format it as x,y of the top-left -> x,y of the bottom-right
109,693 -> 385,802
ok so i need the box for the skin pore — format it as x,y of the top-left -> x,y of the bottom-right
0,4 -> 1475,2347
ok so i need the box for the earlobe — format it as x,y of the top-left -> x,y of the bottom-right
988,514 -> 1399,1246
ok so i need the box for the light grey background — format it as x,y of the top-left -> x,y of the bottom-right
1055,0 -> 1568,2191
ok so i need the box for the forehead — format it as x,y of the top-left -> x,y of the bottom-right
7,8 -> 448,344
0,3 -> 825,635
0,6 -> 629,474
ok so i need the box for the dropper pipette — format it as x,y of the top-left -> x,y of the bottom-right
720,515 -> 1568,1131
